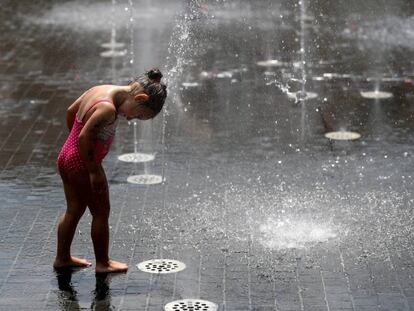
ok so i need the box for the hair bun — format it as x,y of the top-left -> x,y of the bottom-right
146,68 -> 163,82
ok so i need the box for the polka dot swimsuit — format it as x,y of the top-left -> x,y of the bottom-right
57,98 -> 118,180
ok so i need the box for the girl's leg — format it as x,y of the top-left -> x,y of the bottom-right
87,173 -> 128,273
54,176 -> 91,268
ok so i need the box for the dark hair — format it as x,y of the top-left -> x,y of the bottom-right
131,68 -> 167,116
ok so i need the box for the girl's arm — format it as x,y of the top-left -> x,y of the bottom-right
67,91 -> 90,130
66,96 -> 83,131
78,104 -> 116,192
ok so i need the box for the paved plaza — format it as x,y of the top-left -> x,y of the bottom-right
1,0 -> 414,310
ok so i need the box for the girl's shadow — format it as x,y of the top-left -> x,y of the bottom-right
54,267 -> 81,309
55,268 -> 115,310
92,273 -> 114,310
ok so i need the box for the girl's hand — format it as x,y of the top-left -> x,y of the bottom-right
89,170 -> 108,195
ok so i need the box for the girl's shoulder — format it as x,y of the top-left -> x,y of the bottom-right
77,86 -> 116,123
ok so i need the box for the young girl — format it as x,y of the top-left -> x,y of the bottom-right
54,69 -> 167,273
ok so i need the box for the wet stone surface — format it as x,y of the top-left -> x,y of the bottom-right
1,0 -> 414,310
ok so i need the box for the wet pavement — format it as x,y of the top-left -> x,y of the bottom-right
1,0 -> 414,310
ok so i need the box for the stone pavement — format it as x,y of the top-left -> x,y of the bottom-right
1,0 -> 414,310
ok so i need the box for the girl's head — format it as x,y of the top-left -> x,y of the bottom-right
128,68 -> 167,120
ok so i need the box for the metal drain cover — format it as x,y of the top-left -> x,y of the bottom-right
100,49 -> 127,58
325,131 -> 361,140
360,90 -> 393,99
101,42 -> 125,49
164,299 -> 218,311
137,259 -> 186,274
257,59 -> 287,67
287,91 -> 318,101
118,153 -> 155,163
29,99 -> 49,105
127,174 -> 163,185
182,82 -> 200,88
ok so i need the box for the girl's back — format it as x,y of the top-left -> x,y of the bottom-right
77,85 -> 116,123
57,85 -> 118,179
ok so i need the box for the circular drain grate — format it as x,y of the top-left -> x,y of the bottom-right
101,42 -> 125,49
118,153 -> 155,163
127,174 -> 163,185
137,259 -> 186,274
287,91 -> 318,101
325,131 -> 361,140
257,59 -> 287,67
360,91 -> 393,99
29,99 -> 49,105
164,299 -> 218,311
100,50 -> 127,58
182,82 -> 200,88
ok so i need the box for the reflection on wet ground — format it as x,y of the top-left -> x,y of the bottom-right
1,0 -> 414,310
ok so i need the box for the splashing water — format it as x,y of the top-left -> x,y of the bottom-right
257,217 -> 337,249
299,0 -> 307,98
127,0 -> 135,67
164,1 -> 209,95
132,121 -> 138,154
265,78 -> 291,95
264,0 -> 318,103
160,0 -> 209,182
295,0 -> 318,102
266,78 -> 317,103
164,11 -> 192,93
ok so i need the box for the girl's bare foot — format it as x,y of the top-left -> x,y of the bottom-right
96,260 -> 128,274
53,256 -> 92,269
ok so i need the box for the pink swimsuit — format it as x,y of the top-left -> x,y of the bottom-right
57,98 -> 118,180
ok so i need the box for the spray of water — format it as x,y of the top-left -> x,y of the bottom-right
127,0 -> 135,67
258,217 -> 337,250
299,0 -> 307,99
160,0 -> 207,181
133,120 -> 138,154
264,0 -> 318,103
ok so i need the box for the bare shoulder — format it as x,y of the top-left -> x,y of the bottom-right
91,101 -> 117,124
81,104 -> 116,133
78,85 -> 116,123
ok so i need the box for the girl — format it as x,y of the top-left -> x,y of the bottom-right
54,69 -> 167,273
